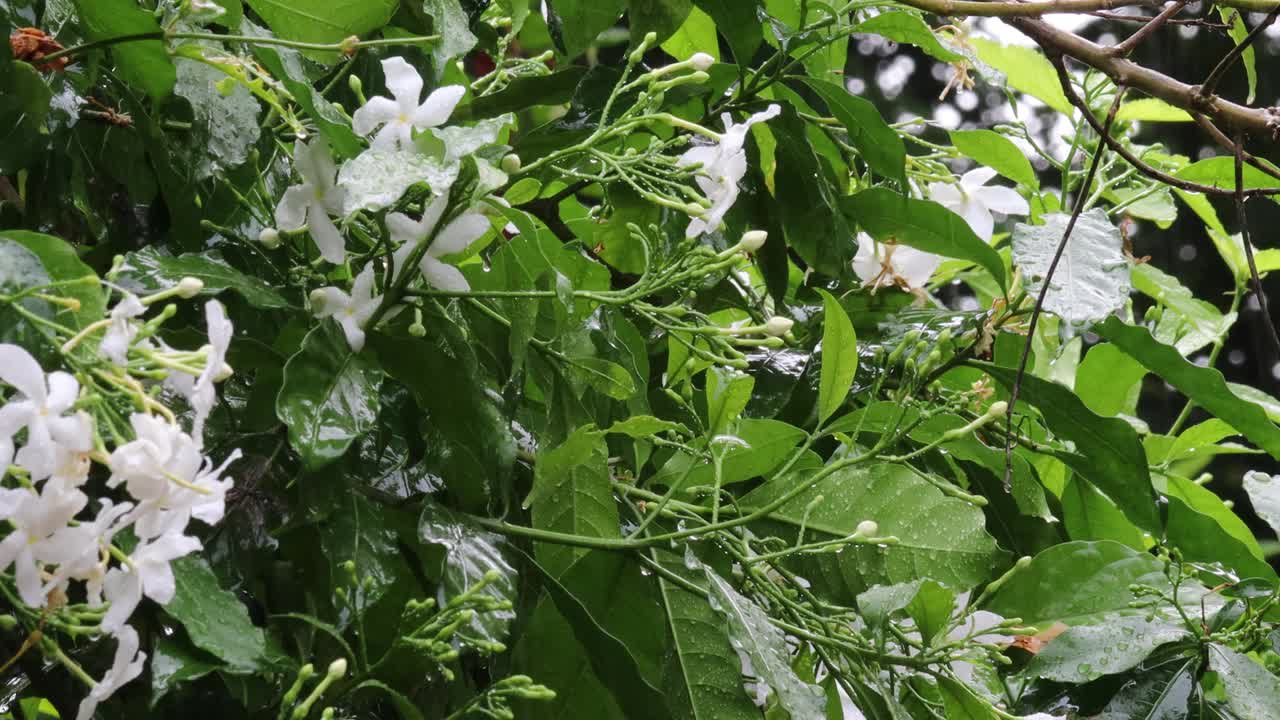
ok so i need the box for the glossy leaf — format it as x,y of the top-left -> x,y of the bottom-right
844,187 -> 1008,291
544,0 -> 628,57
802,78 -> 906,187
419,499 -> 518,644
73,0 -> 175,99
740,463 -> 1002,592
115,246 -> 291,309
1098,317 -> 1280,459
243,0 -> 398,56
853,11 -> 962,63
528,426 -> 619,577
1131,263 -> 1234,355
0,231 -> 104,336
1011,209 -> 1130,326
1116,98 -> 1193,123
166,557 -> 270,673
816,289 -> 857,424
1096,656 -> 1201,720
705,568 -> 827,719
1244,471 -> 1280,538
277,322 -> 382,470
1028,616 -> 1191,683
949,129 -> 1038,189
969,39 -> 1071,114
693,0 -> 762,63
1208,644 -> 1280,720
648,418 -> 807,489
770,103 -> 857,275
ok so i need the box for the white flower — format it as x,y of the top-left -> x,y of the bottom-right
166,301 -> 232,443
276,139 -> 347,264
388,194 -> 490,293
38,498 -> 132,606
689,52 -> 715,71
312,265 -> 382,352
0,344 -> 85,481
75,625 -> 146,720
679,105 -> 781,237
0,482 -> 88,605
100,294 -> 145,365
852,233 -> 941,292
101,532 -> 202,633
927,167 -> 1029,242
109,413 -> 237,541
352,57 -> 465,151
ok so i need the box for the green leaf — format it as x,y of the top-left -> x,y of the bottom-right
277,322 -> 382,470
166,556 -> 269,673
853,11 -> 962,63
351,680 -> 426,720
544,0 -> 628,57
173,54 -> 261,179
116,246 -> 291,309
606,416 -> 689,438
740,463 -> 1002,593
150,633 -> 219,708
983,541 -> 1196,627
318,493 -> 410,617
0,231 -> 104,336
1116,98 -> 1193,123
801,78 -> 906,187
1075,343 -> 1146,417
949,129 -> 1038,189
418,499 -> 517,644
770,103 -> 857,275
528,427 -> 619,577
243,0 -> 398,58
423,0 -> 478,76
1244,471 -> 1280,538
1011,209 -> 1131,325
1061,477 -> 1145,550
1208,644 -> 1280,720
1164,490 -> 1275,581
936,677 -> 998,720
338,149 -> 460,214
1219,8 -> 1257,104
977,362 -> 1160,533
1176,156 -> 1280,191
970,39 -> 1072,115
1131,263 -> 1234,355
0,60 -> 52,173
565,356 -> 637,400
369,330 -> 515,512
520,550 -> 671,720
1028,616 -> 1191,683
650,549 -> 761,720
693,0 -> 763,64
844,187 -> 1008,291
462,67 -> 589,119
816,289 -> 857,424
1097,317 -> 1280,459
1097,656 -> 1202,720
629,0 -> 694,45
660,5 -> 718,62
706,366 -> 754,435
73,0 -> 176,99
649,418 -> 807,489
704,568 -> 827,719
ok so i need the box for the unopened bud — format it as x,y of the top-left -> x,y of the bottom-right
326,657 -> 348,680
348,75 -> 363,94
309,288 -> 329,312
0,615 -> 17,631
763,316 -> 793,337
689,52 -> 715,72
987,401 -> 1008,418
500,153 -> 521,173
739,230 -> 767,253
338,35 -> 359,56
214,77 -> 236,97
854,520 -> 879,538
409,322 -> 427,337
176,277 -> 204,298
214,362 -> 234,382
258,227 -> 282,249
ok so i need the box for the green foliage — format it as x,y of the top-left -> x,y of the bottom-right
5,3 -> 1280,719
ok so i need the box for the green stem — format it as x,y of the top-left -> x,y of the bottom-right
41,31 -> 440,64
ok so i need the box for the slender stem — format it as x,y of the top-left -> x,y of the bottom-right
41,31 -> 439,64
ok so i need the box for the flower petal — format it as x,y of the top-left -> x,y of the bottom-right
351,265 -> 377,304
307,201 -> 346,264
893,246 -> 942,289
0,344 -> 46,403
275,185 -> 312,230
413,85 -> 466,129
312,287 -> 351,319
976,185 -> 1030,216
926,181 -> 963,209
419,256 -> 470,292
958,198 -> 995,242
338,316 -> 367,352
386,211 -> 427,245
960,166 -> 999,190
370,121 -> 407,151
46,371 -> 79,413
352,96 -> 400,137
430,213 -> 490,257
381,57 -> 424,112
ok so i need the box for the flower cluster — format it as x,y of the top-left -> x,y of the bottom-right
0,291 -> 239,720
270,57 -> 494,352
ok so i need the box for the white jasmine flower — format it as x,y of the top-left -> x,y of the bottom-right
109,413 -> 236,541
166,301 -> 232,443
387,194 -> 490,293
311,264 -> 382,352
0,482 -> 89,605
38,498 -> 132,606
352,57 -> 465,151
0,344 -> 85,481
852,233 -> 941,292
679,104 -> 781,237
276,139 -> 347,264
927,167 -> 1029,242
100,294 -> 145,365
75,625 -> 146,720
101,532 -> 202,633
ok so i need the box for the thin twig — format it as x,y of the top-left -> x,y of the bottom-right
1108,0 -> 1188,57
1002,84 -> 1128,490
1190,112 -> 1280,184
1233,127 -> 1280,363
